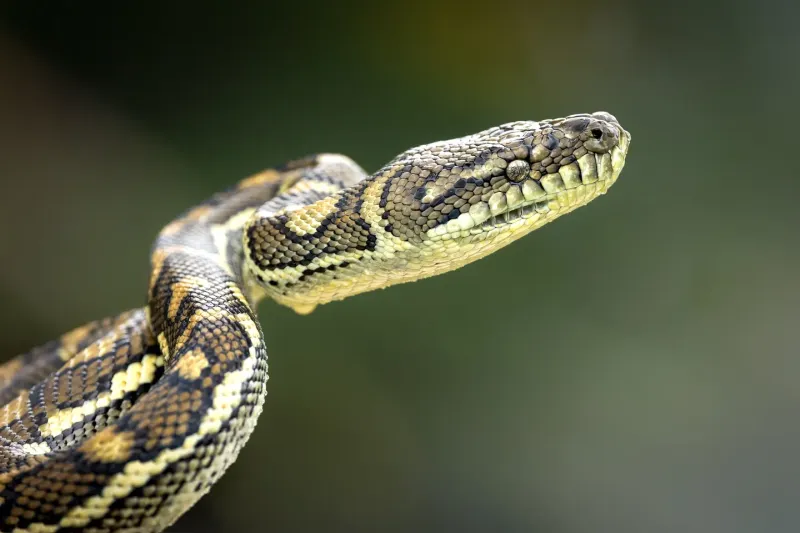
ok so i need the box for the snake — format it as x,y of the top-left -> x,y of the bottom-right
0,112 -> 630,532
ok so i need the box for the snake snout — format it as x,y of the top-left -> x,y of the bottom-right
559,112 -> 621,154
585,116 -> 620,154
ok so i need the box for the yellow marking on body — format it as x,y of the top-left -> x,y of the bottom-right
149,248 -> 169,292
238,169 -> 281,189
167,276 -> 211,320
285,195 -> 338,236
277,172 -> 304,194
288,179 -> 343,196
81,429 -> 135,463
174,349 -> 209,380
173,311 -> 212,353
39,354 -> 163,440
12,524 -> 58,533
58,321 -> 100,361
57,314 -> 264,530
0,390 -> 29,428
196,314 -> 263,435
185,205 -> 214,222
157,332 -> 170,361
0,358 -> 22,387
63,333 -> 115,370
165,304 -> 248,363
150,246 -> 233,294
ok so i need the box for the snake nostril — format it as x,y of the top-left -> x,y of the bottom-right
585,121 -> 618,153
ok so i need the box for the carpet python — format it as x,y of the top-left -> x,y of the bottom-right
0,112 -> 630,532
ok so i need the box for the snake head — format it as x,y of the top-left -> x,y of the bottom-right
381,111 -> 630,256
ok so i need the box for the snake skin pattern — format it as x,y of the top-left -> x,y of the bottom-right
0,112 -> 630,532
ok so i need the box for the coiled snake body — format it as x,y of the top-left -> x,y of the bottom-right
0,112 -> 630,532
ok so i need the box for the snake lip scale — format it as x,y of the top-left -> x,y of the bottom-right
0,111 -> 629,532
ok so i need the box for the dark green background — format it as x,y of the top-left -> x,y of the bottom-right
1,2 -> 798,532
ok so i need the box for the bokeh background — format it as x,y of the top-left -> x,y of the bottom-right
1,1 -> 798,532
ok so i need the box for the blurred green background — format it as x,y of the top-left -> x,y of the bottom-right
1,1 -> 798,532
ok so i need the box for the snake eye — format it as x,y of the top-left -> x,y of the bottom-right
506,160 -> 530,182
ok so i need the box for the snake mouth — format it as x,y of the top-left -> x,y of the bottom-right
430,129 -> 630,240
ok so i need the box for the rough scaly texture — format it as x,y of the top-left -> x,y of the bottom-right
0,112 -> 630,532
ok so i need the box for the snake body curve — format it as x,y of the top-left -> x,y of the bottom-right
0,112 -> 630,532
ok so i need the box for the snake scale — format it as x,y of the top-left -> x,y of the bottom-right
0,112 -> 630,532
